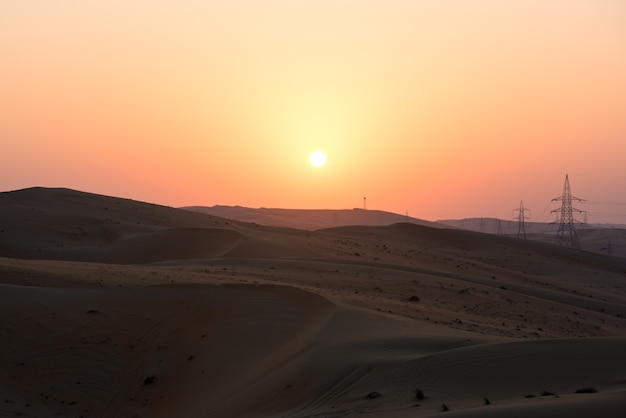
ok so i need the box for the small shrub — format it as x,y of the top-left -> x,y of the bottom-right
143,375 -> 155,385
366,391 -> 382,399
525,394 -> 536,398
483,397 -> 490,405
441,403 -> 449,412
540,390 -> 555,397
415,389 -> 425,400
575,387 -> 598,394
408,295 -> 420,302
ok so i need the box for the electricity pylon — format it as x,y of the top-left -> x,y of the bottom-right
514,200 -> 530,239
551,174 -> 584,249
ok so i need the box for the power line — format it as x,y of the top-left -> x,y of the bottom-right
585,200 -> 626,209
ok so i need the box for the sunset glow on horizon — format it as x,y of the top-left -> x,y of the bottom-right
2,1 -> 626,223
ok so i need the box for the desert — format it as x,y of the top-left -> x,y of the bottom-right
5,1 -> 626,416
1,187 -> 625,417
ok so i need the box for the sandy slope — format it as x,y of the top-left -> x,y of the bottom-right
1,274 -> 625,418
0,282 -> 335,417
1,187 -> 626,417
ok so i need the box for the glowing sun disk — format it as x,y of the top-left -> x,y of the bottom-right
309,150 -> 327,167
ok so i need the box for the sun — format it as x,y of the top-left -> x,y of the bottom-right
309,150 -> 327,167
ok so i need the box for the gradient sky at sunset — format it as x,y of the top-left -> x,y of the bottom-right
2,1 -> 625,223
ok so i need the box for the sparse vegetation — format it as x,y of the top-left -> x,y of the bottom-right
143,375 -> 155,385
415,389 -> 425,400
483,397 -> 490,405
525,394 -> 536,398
366,391 -> 382,399
540,390 -> 555,396
575,387 -> 598,394
441,403 -> 449,411
408,295 -> 420,302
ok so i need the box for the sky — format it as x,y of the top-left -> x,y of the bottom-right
2,0 -> 626,223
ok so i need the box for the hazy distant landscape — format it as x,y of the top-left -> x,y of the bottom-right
186,205 -> 626,259
1,187 -> 625,417
183,205 -> 445,230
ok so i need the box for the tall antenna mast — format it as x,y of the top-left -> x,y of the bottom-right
513,200 -> 530,239
551,174 -> 584,249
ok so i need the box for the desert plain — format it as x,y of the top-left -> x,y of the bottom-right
1,187 -> 625,417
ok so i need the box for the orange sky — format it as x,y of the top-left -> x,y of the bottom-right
2,0 -> 626,223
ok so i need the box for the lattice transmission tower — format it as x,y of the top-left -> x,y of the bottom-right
514,200 -> 530,239
551,174 -> 584,249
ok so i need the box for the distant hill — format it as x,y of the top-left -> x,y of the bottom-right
438,217 -> 626,258
182,205 -> 446,231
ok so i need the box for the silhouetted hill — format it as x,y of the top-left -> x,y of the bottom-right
183,205 -> 446,231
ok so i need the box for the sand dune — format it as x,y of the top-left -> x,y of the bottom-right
1,274 -> 625,417
0,283 -> 334,417
1,187 -> 626,417
0,188 -> 325,261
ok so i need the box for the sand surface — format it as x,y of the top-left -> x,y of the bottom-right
1,187 -> 626,417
